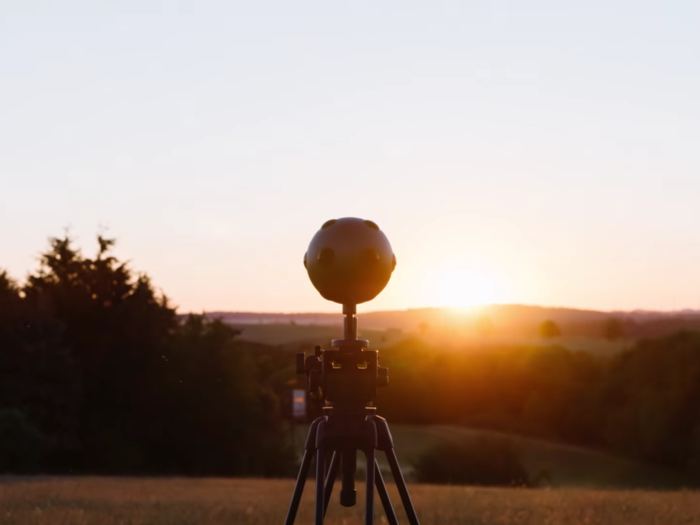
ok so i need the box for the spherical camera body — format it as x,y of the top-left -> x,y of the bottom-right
304,217 -> 396,305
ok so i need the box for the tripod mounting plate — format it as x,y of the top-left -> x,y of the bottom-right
332,338 -> 369,349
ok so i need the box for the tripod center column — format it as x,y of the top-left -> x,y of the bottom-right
343,303 -> 358,340
340,449 -> 357,507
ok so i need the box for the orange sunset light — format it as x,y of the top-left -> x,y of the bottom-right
428,267 -> 505,309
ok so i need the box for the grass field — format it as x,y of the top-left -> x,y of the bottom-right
289,424 -> 686,489
1,477 -> 699,525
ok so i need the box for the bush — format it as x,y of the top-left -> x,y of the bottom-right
0,409 -> 50,473
412,436 -> 530,486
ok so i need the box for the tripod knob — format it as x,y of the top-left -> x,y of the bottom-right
305,354 -> 323,396
296,353 -> 306,375
309,369 -> 321,396
378,367 -> 389,387
305,354 -> 321,372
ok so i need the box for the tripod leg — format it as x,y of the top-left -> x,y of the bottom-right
364,446 -> 376,525
315,447 -> 326,524
323,451 -> 340,518
283,451 -> 314,525
374,460 -> 399,525
386,449 -> 421,525
284,417 -> 324,525
314,420 -> 327,525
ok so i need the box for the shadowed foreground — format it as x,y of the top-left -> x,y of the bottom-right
1,477 -> 699,525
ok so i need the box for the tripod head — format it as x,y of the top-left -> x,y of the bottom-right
297,218 -> 396,412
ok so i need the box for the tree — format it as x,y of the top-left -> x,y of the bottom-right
19,234 -> 177,471
154,314 -> 294,476
418,322 -> 430,336
603,318 -> 624,340
601,331 -> 700,481
0,269 -> 78,472
0,409 -> 50,472
0,233 -> 294,475
539,320 -> 561,339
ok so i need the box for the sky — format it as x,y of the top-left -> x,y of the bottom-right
1,1 -> 699,313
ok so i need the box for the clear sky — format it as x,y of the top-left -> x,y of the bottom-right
1,1 -> 699,313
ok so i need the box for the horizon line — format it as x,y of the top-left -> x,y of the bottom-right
178,303 -> 700,316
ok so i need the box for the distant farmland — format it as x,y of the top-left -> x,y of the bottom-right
231,322 -> 631,355
230,323 -> 407,349
209,304 -> 700,341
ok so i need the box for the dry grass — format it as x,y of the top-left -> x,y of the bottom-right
1,477 -> 699,525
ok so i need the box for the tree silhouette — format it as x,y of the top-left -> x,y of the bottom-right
418,322 -> 430,336
539,320 -> 561,339
603,318 -> 624,340
0,234 -> 293,475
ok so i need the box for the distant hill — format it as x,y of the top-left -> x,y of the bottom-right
201,304 -> 700,340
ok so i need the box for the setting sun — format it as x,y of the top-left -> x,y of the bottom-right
431,268 -> 504,308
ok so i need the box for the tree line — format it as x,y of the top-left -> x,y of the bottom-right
2,233 -> 699,484
0,235 -> 294,475
373,332 -> 700,482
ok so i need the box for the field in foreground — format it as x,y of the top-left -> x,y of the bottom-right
1,477 -> 699,525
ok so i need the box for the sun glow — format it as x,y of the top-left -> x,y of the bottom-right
430,268 -> 504,309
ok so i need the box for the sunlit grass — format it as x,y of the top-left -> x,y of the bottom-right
1,477 -> 699,525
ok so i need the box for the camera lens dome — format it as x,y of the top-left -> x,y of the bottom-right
304,217 -> 396,305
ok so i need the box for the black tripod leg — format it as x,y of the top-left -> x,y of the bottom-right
284,417 -> 324,525
374,460 -> 399,525
386,448 -> 421,525
283,450 -> 313,525
323,451 -> 340,518
365,446 -> 376,525
315,446 -> 326,524
314,420 -> 327,525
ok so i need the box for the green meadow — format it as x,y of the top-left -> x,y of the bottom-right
290,423 -> 686,489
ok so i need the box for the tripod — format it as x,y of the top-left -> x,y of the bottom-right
283,306 -> 420,525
